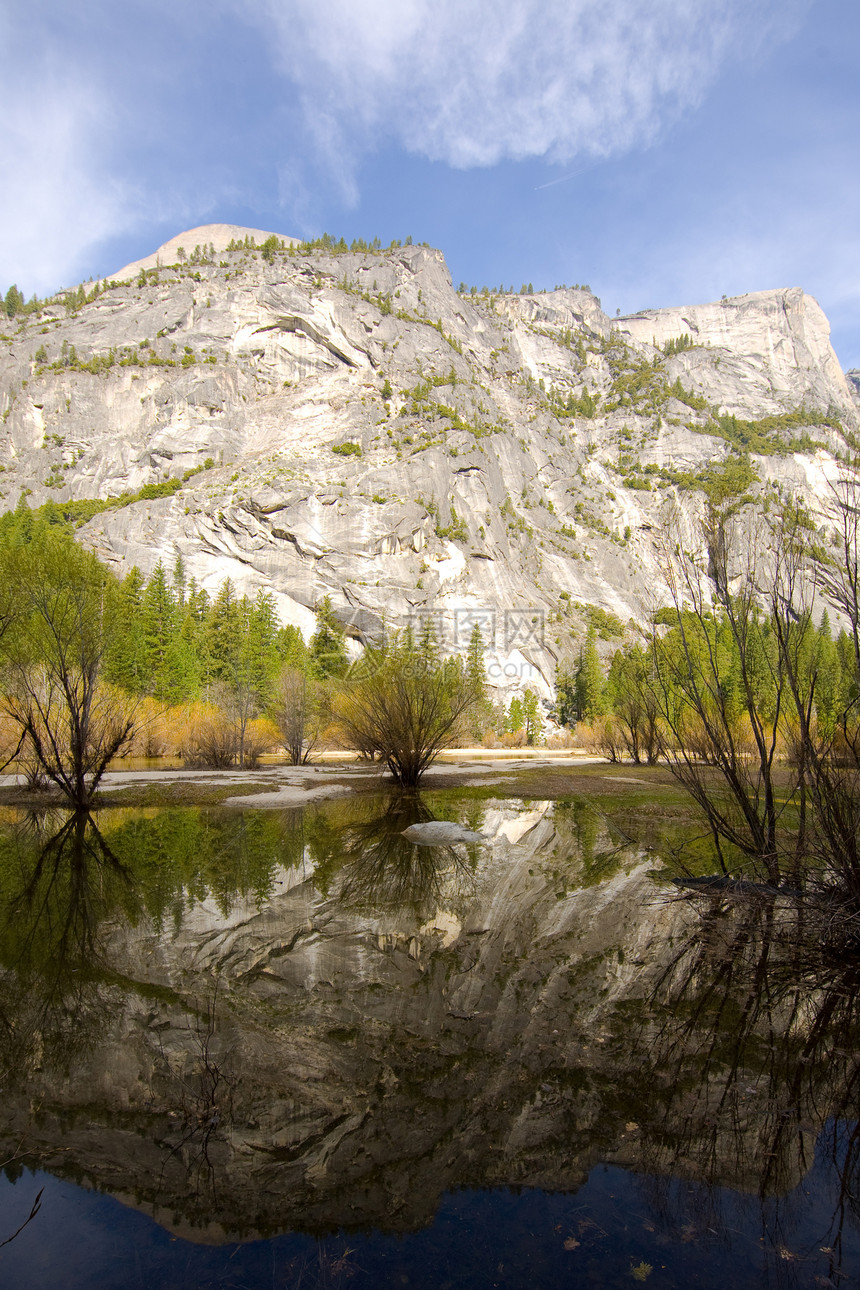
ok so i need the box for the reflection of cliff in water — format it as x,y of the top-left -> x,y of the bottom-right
0,795 -> 858,1261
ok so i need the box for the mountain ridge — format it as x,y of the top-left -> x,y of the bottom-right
108,223 -> 300,284
0,228 -> 854,694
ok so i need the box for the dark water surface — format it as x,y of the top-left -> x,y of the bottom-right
0,793 -> 858,1288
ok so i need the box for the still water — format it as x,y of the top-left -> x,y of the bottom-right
0,793 -> 857,1288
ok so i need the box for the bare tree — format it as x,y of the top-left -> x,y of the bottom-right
816,473 -> 860,674
608,644 -> 661,764
790,476 -> 860,905
651,504 -> 805,884
178,702 -> 237,769
1,536 -> 137,806
333,635 -> 479,788
271,666 -> 323,764
650,480 -> 860,922
214,678 -> 256,770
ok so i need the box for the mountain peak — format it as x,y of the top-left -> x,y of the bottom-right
109,224 -> 299,282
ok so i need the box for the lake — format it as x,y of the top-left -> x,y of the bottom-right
0,790 -> 857,1288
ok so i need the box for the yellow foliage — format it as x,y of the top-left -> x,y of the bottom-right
176,702 -> 236,768
243,717 -> 281,768
0,710 -> 22,763
566,721 -> 601,752
545,728 -> 577,749
123,696 -> 174,757
499,729 -> 526,748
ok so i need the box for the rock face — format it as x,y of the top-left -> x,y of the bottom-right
400,821 -> 488,844
0,229 -> 855,692
616,288 -> 853,417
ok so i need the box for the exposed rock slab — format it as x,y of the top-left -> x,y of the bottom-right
1,228 -> 856,694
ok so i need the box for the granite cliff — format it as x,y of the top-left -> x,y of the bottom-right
1,223 -> 855,692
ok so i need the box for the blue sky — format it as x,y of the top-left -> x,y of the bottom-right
3,0 -> 860,368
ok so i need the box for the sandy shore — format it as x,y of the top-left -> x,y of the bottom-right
0,750 -> 607,809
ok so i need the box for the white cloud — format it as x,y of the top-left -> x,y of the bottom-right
0,78 -> 141,294
0,0 -> 810,292
0,0 -> 231,294
248,0 -> 803,170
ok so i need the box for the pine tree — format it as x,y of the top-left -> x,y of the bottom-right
576,625 -> 606,720
4,285 -> 23,318
465,622 -> 493,739
104,566 -> 148,692
10,491 -> 34,546
277,623 -> 309,671
173,552 -> 187,605
247,589 -> 281,703
184,579 -> 213,688
418,615 -> 439,664
814,609 -> 842,738
506,695 -> 524,733
309,596 -> 349,678
555,661 -> 578,727
141,561 -> 178,696
206,578 -> 239,685
211,591 -> 281,767
521,688 -> 542,745
161,625 -> 203,703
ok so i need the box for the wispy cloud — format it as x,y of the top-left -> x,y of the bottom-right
0,0 -> 243,292
0,73 -> 139,295
0,0 -> 811,293
248,0 -> 803,172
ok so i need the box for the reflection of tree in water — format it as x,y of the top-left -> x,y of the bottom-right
617,896 -> 860,1283
0,807 -> 271,1215
552,798 -> 633,886
99,806 -> 306,925
0,809 -> 135,1084
312,794 -> 480,919
0,807 -> 306,1088
153,985 -> 236,1214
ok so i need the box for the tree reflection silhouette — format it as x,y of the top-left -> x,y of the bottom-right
0,805 -> 306,1086
0,809 -> 135,1084
1,802 -> 860,1275
333,795 -> 479,918
624,894 -> 860,1282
